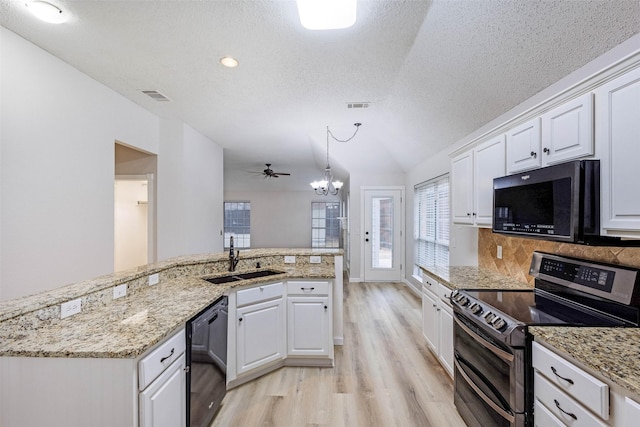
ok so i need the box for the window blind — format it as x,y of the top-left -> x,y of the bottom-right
414,175 -> 449,268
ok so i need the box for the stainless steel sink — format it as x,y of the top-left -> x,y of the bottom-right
204,269 -> 282,285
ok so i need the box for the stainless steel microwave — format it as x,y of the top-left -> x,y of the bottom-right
492,160 -> 600,243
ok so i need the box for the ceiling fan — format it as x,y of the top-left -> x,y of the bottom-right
249,163 -> 291,178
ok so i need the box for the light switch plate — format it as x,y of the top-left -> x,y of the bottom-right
113,284 -> 127,299
309,256 -> 322,264
148,273 -> 159,286
284,256 -> 296,264
497,245 -> 503,260
61,298 -> 82,319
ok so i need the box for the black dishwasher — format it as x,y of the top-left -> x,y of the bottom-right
186,295 -> 228,427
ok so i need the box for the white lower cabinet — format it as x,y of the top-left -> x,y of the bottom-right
139,353 -> 186,427
227,279 -> 334,387
437,301 -> 454,376
421,276 -> 454,377
530,341 -> 640,427
236,296 -> 286,374
287,296 -> 330,356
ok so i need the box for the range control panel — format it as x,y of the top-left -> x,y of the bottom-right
530,251 -> 640,305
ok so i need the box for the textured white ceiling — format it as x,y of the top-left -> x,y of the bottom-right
2,0 -> 639,191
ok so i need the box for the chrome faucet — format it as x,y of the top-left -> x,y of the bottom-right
229,236 -> 240,272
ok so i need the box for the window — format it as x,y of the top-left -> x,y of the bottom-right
414,175 -> 449,270
224,202 -> 251,249
311,201 -> 341,248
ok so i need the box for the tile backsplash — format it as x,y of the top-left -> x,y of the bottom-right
478,228 -> 640,286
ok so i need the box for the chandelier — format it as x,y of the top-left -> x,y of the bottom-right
310,123 -> 361,196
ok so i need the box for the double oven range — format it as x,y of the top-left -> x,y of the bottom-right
450,251 -> 640,427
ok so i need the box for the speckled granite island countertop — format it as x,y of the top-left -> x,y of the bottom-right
0,249 -> 339,359
530,326 -> 640,399
419,265 -> 531,290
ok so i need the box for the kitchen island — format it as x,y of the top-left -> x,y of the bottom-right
0,248 -> 343,427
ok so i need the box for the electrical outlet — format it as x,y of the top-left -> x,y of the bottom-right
497,245 -> 503,260
61,298 -> 82,319
148,273 -> 159,286
284,256 -> 296,264
309,255 -> 322,264
113,284 -> 127,299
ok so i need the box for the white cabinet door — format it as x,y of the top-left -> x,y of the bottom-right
473,136 -> 506,226
451,150 -> 474,224
596,66 -> 640,238
139,354 -> 186,427
422,287 -> 438,353
506,117 -> 542,173
287,296 -> 331,357
438,302 -> 454,377
541,93 -> 594,165
236,298 -> 285,374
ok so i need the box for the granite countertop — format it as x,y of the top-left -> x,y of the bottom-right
530,326 -> 640,399
0,265 -> 334,359
419,265 -> 531,290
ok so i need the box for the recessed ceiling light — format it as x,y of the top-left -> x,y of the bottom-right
25,1 -> 67,24
296,0 -> 357,30
220,56 -> 239,68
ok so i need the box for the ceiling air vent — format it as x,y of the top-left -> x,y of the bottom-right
347,102 -> 370,109
140,90 -> 172,102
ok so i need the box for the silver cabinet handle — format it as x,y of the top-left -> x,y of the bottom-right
301,287 -> 315,292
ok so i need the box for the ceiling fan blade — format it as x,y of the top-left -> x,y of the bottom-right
273,172 -> 291,176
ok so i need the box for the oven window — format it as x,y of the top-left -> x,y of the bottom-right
454,318 -> 513,408
454,366 -> 512,427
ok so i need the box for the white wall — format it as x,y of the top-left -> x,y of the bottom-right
0,28 -> 224,300
224,190 -> 339,248
182,124 -> 224,255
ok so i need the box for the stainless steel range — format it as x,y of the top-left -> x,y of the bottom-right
451,251 -> 640,427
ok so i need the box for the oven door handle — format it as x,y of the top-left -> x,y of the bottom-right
454,316 -> 514,363
454,358 -> 516,424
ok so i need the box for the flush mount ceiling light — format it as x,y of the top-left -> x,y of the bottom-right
25,1 -> 67,24
296,0 -> 357,30
220,56 -> 239,68
311,123 -> 361,196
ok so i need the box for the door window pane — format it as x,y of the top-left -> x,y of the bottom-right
371,197 -> 393,268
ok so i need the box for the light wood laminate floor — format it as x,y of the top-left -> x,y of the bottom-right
211,281 -> 467,427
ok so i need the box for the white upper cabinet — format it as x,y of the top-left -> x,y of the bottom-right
452,136 -> 505,226
451,150 -> 474,224
473,136 -> 506,226
595,66 -> 640,238
506,117 -> 541,173
540,93 -> 594,165
506,94 -> 594,174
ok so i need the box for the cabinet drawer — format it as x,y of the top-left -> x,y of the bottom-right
534,399 -> 565,427
423,275 -> 438,293
534,371 -> 607,427
237,282 -> 283,306
139,329 -> 185,390
287,281 -> 330,295
532,342 -> 609,419
437,283 -> 453,306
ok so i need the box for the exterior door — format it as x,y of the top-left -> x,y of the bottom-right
363,188 -> 403,281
